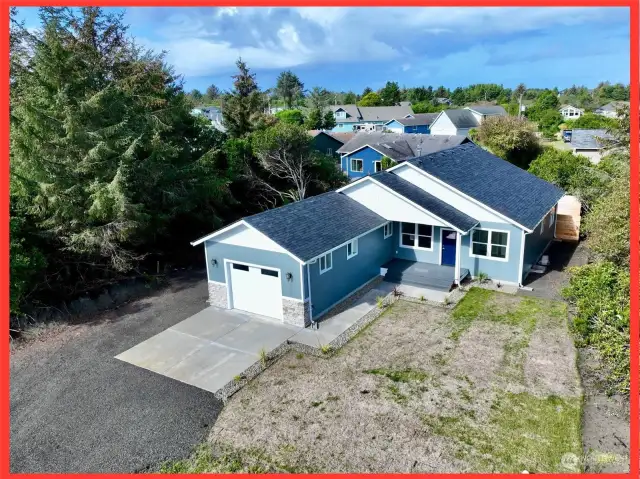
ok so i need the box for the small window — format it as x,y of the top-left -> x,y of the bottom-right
400,223 -> 432,250
232,263 -> 249,271
338,123 -> 343,127
383,222 -> 393,239
347,239 -> 358,259
261,268 -> 278,277
319,252 -> 332,274
326,148 -> 333,156
549,208 -> 556,228
470,229 -> 508,260
374,161 -> 382,172
541,215 -> 545,234
351,158 -> 363,172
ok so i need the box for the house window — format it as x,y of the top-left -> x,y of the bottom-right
335,111 -> 346,119
326,148 -> 333,156
383,222 -> 393,239
347,239 -> 358,259
351,158 -> 363,172
471,229 -> 509,261
319,252 -> 332,274
338,123 -> 344,127
549,208 -> 555,228
400,223 -> 433,250
374,161 -> 382,172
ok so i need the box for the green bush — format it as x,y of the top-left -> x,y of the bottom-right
275,109 -> 305,125
10,216 -> 46,314
562,262 -> 629,393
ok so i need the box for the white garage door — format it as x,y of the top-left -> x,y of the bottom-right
229,263 -> 283,320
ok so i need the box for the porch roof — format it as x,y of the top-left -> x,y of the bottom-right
372,172 -> 479,233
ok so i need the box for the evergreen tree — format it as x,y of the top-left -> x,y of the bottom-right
10,7 -> 231,273
221,58 -> 266,138
275,70 -> 304,109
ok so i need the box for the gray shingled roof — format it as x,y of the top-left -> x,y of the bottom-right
244,192 -> 387,261
328,104 -> 414,123
389,113 -> 439,127
465,105 -> 507,116
408,143 -> 564,231
358,105 -> 414,121
337,131 -> 469,160
570,129 -> 614,149
439,109 -> 480,129
595,101 -> 629,112
372,172 -> 478,232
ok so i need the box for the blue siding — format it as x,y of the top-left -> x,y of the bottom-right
331,121 -> 386,133
308,226 -> 393,317
385,120 -> 404,130
522,210 -> 557,281
205,240 -> 304,299
459,221 -> 524,284
404,124 -> 430,134
343,146 -> 384,179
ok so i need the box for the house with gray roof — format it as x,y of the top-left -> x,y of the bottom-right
191,143 -> 563,327
594,101 -> 629,119
429,106 -> 507,136
384,113 -> 439,134
336,131 -> 470,179
328,104 -> 414,133
569,129 -> 614,164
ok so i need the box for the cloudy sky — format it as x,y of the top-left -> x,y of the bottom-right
17,6 -> 630,93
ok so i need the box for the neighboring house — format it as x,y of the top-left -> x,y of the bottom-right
435,97 -> 453,105
594,101 -> 629,118
559,105 -> 584,120
569,129 -> 614,164
384,113 -> 439,134
328,104 -> 415,133
191,142 -> 563,327
337,131 -> 470,179
308,130 -> 353,158
429,105 -> 507,136
192,105 -> 226,133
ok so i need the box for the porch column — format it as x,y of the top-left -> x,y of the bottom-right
454,232 -> 462,285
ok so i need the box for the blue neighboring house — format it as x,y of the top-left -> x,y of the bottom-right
337,131 -> 470,180
384,113 -> 439,134
191,143 -> 564,327
328,103 -> 415,132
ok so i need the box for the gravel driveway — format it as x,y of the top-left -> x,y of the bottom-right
10,270 -> 223,473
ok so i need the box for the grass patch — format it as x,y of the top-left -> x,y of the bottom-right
450,287 -> 494,339
386,384 -> 408,405
160,443 -> 315,473
422,392 -> 583,473
364,367 -> 430,383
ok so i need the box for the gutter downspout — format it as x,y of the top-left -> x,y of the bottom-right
518,230 -> 531,289
305,262 -> 316,329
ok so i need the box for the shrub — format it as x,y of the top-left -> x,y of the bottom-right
474,116 -> 541,168
275,109 -> 305,125
562,262 -> 629,393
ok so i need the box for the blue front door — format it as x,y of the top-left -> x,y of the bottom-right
441,230 -> 457,266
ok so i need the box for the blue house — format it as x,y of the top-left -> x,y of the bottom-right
384,113 -> 439,134
328,104 -> 415,133
191,143 -> 564,327
337,131 -> 470,180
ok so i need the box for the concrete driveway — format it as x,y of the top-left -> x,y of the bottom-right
116,307 -> 302,394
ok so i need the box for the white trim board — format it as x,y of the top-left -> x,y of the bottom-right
387,161 -> 533,232
469,227 -> 511,263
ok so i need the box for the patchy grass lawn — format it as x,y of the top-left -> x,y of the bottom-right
164,288 -> 583,473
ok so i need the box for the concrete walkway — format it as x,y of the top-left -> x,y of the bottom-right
116,307 -> 301,394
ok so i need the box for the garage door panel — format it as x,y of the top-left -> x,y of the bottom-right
229,263 -> 283,320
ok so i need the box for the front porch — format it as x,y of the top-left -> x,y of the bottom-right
382,259 -> 469,292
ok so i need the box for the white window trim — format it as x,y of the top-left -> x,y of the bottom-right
541,215 -> 545,234
373,160 -> 382,172
326,148 -> 333,156
399,223 -> 434,251
469,228 -> 510,262
351,158 -> 363,172
347,239 -> 358,260
319,252 -> 333,274
383,222 -> 393,239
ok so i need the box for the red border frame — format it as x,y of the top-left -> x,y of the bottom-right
1,1 -> 637,477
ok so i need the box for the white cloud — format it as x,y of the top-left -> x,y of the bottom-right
131,6 -> 627,79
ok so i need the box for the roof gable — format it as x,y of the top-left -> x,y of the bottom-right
406,143 -> 564,231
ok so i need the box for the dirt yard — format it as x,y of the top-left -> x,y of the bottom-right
165,288 -> 585,473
